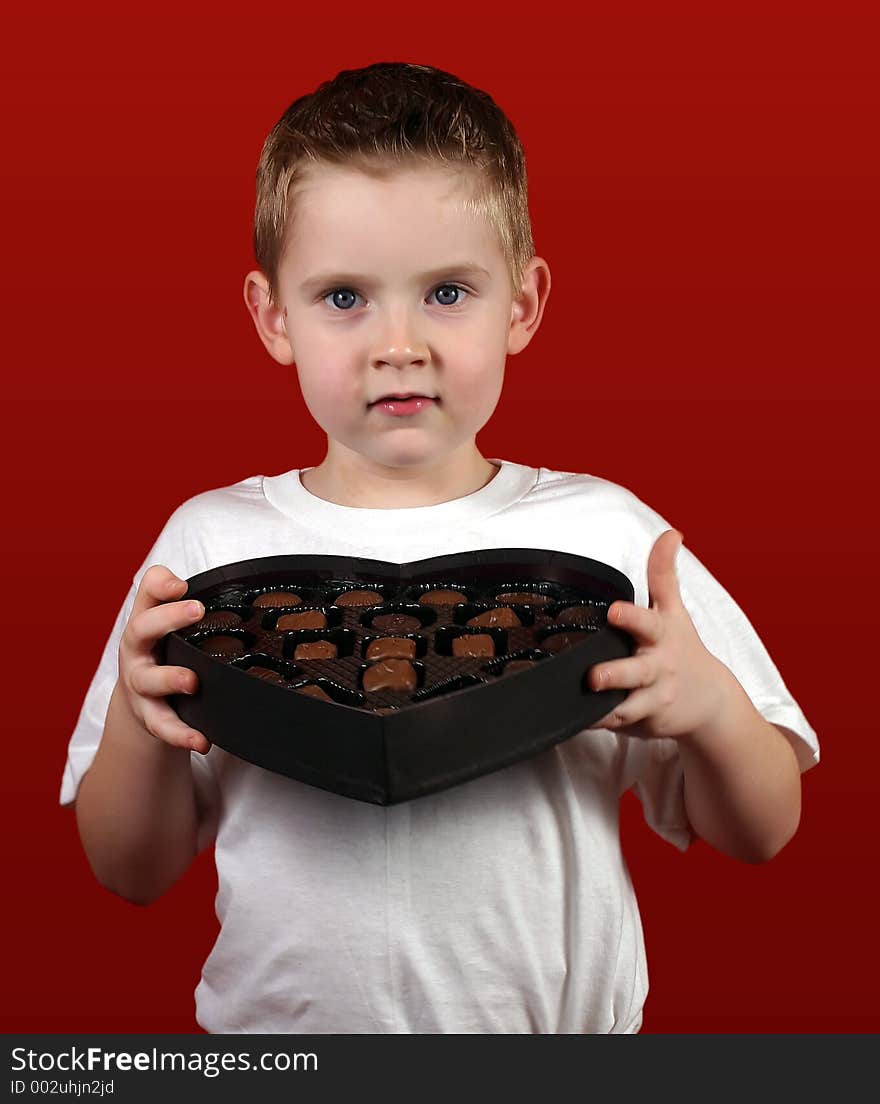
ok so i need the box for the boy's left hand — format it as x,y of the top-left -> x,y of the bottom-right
586,529 -> 729,742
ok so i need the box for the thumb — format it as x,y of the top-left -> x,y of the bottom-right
647,529 -> 684,611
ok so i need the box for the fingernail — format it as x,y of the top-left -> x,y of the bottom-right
188,601 -> 203,618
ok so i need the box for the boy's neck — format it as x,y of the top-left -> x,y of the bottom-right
299,448 -> 500,509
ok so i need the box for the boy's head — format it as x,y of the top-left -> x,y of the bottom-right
244,61 -> 550,485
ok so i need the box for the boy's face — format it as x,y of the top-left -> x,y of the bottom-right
246,161 -> 547,476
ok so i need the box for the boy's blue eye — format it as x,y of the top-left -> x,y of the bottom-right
321,284 -> 469,311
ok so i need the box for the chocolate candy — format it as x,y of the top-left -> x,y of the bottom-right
296,683 -> 334,701
371,612 -> 421,633
502,659 -> 537,675
182,568 -> 616,711
366,636 -> 417,660
542,631 -> 591,654
336,589 -> 383,607
197,609 -> 243,630
362,659 -> 418,693
199,634 -> 245,658
246,665 -> 287,685
452,633 -> 495,657
466,607 -> 521,628
294,640 -> 338,660
556,604 -> 602,627
419,588 -> 468,606
494,591 -> 550,607
253,590 -> 303,608
277,610 -> 327,630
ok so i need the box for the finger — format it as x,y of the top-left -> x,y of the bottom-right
131,564 -> 190,620
607,600 -> 663,645
586,686 -> 657,730
142,697 -> 211,753
126,597 -> 205,653
131,663 -> 200,699
647,529 -> 685,613
588,654 -> 654,693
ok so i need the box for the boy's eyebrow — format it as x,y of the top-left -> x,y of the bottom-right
299,263 -> 491,294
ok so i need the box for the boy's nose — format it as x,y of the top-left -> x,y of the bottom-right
370,342 -> 431,370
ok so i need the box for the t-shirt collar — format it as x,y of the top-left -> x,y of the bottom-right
262,458 -> 538,534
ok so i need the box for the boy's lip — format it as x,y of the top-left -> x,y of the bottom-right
366,395 -> 437,415
368,392 -> 438,406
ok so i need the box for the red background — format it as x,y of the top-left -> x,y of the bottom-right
2,7 -> 878,1033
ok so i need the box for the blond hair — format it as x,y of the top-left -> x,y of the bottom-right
253,61 -> 534,305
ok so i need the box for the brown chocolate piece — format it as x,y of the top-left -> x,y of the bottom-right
419,588 -> 468,606
296,683 -> 334,701
294,640 -> 338,660
366,636 -> 417,660
198,609 -> 243,630
277,610 -> 327,630
335,588 -> 383,607
466,606 -> 521,628
362,658 -> 418,693
452,633 -> 495,657
494,590 -> 550,607
199,634 -> 245,658
371,612 -> 421,633
502,659 -> 537,675
247,665 -> 287,685
253,590 -> 303,608
542,631 -> 591,654
556,604 -> 602,627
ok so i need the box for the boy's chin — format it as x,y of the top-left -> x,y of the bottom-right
362,440 -> 463,471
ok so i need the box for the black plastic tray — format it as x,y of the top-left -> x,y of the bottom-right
160,548 -> 634,804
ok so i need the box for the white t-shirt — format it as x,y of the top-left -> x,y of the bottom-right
59,458 -> 819,1034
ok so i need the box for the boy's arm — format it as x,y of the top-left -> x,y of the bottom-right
74,680 -> 202,905
675,677 -> 801,863
588,529 -> 805,864
73,566 -> 211,905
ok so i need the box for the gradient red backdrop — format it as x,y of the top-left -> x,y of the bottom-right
3,7 -> 878,1033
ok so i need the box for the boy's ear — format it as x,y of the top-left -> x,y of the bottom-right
243,271 -> 295,365
507,256 -> 551,356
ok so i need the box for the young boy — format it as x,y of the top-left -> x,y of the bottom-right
62,61 -> 819,1034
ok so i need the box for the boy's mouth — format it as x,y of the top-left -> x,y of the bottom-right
369,393 -> 439,416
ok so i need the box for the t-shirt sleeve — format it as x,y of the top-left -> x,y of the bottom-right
618,532 -> 819,853
58,511 -> 220,855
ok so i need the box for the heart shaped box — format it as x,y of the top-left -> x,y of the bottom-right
160,548 -> 634,805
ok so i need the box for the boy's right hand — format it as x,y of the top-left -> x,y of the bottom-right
118,564 -> 211,754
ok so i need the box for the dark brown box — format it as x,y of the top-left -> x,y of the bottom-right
160,548 -> 634,804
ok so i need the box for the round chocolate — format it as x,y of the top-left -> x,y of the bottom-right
494,590 -> 551,607
335,588 -> 383,607
541,631 -> 591,654
253,590 -> 303,608
419,588 -> 468,606
371,612 -> 421,633
198,634 -> 245,658
296,683 -> 334,701
277,610 -> 327,630
246,665 -> 287,685
366,636 -> 417,660
466,606 -> 521,628
452,633 -> 495,657
294,639 -> 338,660
197,609 -> 243,630
362,658 -> 418,693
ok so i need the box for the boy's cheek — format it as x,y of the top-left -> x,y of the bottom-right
456,367 -> 505,416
